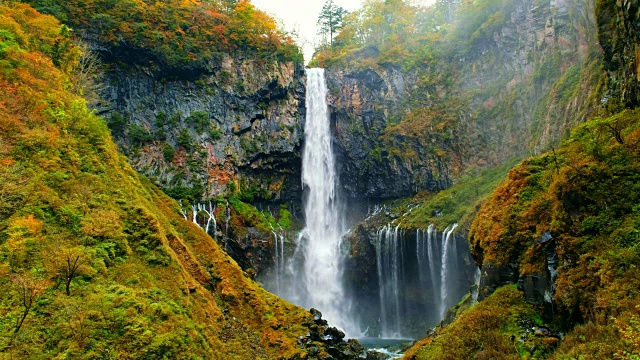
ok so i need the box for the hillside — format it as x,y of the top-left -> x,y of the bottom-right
403,0 -> 640,358
0,4 -> 357,358
312,0 -> 601,200
20,0 -> 309,278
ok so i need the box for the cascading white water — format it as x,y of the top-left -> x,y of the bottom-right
375,223 -> 474,338
294,68 -> 351,332
375,224 -> 405,338
439,223 -> 458,319
427,224 -> 439,308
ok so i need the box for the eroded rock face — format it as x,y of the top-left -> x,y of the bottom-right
100,55 -> 305,203
326,66 -> 453,200
597,0 -> 640,108
324,0 -> 599,200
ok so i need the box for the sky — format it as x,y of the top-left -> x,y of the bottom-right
251,0 -> 365,63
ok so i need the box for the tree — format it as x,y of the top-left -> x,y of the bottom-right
7,273 -> 48,347
317,0 -> 348,50
45,246 -> 92,296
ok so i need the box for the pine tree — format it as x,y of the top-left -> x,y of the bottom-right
317,0 -> 348,50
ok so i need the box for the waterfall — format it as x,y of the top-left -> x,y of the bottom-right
375,223 -> 473,338
257,67 -> 477,339
375,224 -> 406,338
288,68 -> 351,332
440,223 -> 458,319
427,224 -> 439,309
264,211 -> 286,296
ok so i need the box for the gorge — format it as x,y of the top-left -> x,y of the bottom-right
259,69 -> 478,341
1,0 -> 639,359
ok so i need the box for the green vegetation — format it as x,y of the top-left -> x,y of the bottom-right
24,0 -> 303,72
161,143 -> 175,162
107,112 -> 128,137
405,286 -> 556,360
209,124 -> 223,141
127,123 -> 152,145
0,4 -> 319,358
177,128 -> 193,152
316,0 -> 348,51
395,157 -> 520,230
466,109 -> 640,357
227,198 -> 294,239
185,111 -> 209,134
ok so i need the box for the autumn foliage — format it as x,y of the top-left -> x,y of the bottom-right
468,110 -> 640,357
0,3 -> 314,358
24,0 -> 302,73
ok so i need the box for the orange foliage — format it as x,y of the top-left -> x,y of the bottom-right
24,0 -> 302,70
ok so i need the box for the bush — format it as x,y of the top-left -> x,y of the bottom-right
162,144 -> 175,162
128,124 -> 152,144
185,111 -> 209,134
177,129 -> 193,151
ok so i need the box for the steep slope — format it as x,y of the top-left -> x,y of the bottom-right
404,0 -> 640,358
0,4 -> 359,359
23,0 -> 307,277
314,0 -> 601,200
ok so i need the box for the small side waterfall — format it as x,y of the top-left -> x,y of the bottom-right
375,224 -> 405,338
262,210 -> 286,296
373,223 -> 476,339
440,224 -> 458,319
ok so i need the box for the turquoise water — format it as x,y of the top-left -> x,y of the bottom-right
358,338 -> 413,359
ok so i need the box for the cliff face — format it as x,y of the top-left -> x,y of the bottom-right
0,5 -> 357,358
101,57 -> 306,204
597,0 -> 640,109
325,0 -> 600,200
326,64 -> 455,199
470,0 -> 638,309
405,0 -> 640,358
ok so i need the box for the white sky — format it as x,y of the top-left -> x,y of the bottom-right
252,0 -> 365,63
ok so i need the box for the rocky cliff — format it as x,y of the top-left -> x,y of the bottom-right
323,0 -> 600,201
93,58 -> 305,276
101,57 -> 305,204
469,0 -> 637,309
326,60 -> 458,200
597,0 -> 640,109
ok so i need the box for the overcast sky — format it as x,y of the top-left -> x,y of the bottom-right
251,0 -> 365,62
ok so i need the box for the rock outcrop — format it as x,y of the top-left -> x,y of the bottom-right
597,0 -> 640,108
325,0 -> 600,200
326,65 -> 454,199
100,56 -> 306,203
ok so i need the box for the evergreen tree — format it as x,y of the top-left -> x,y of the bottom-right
317,0 -> 348,50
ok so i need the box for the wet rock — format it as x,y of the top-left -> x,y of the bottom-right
478,262 -> 519,301
537,231 -> 553,244
324,327 -> 346,342
533,326 -> 551,337
365,351 -> 387,360
310,308 -> 328,326
296,310 -> 364,359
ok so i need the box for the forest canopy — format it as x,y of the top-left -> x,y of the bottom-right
23,0 -> 303,73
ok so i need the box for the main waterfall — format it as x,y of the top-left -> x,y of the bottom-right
260,69 -> 477,340
275,68 -> 353,333
298,68 -> 348,327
